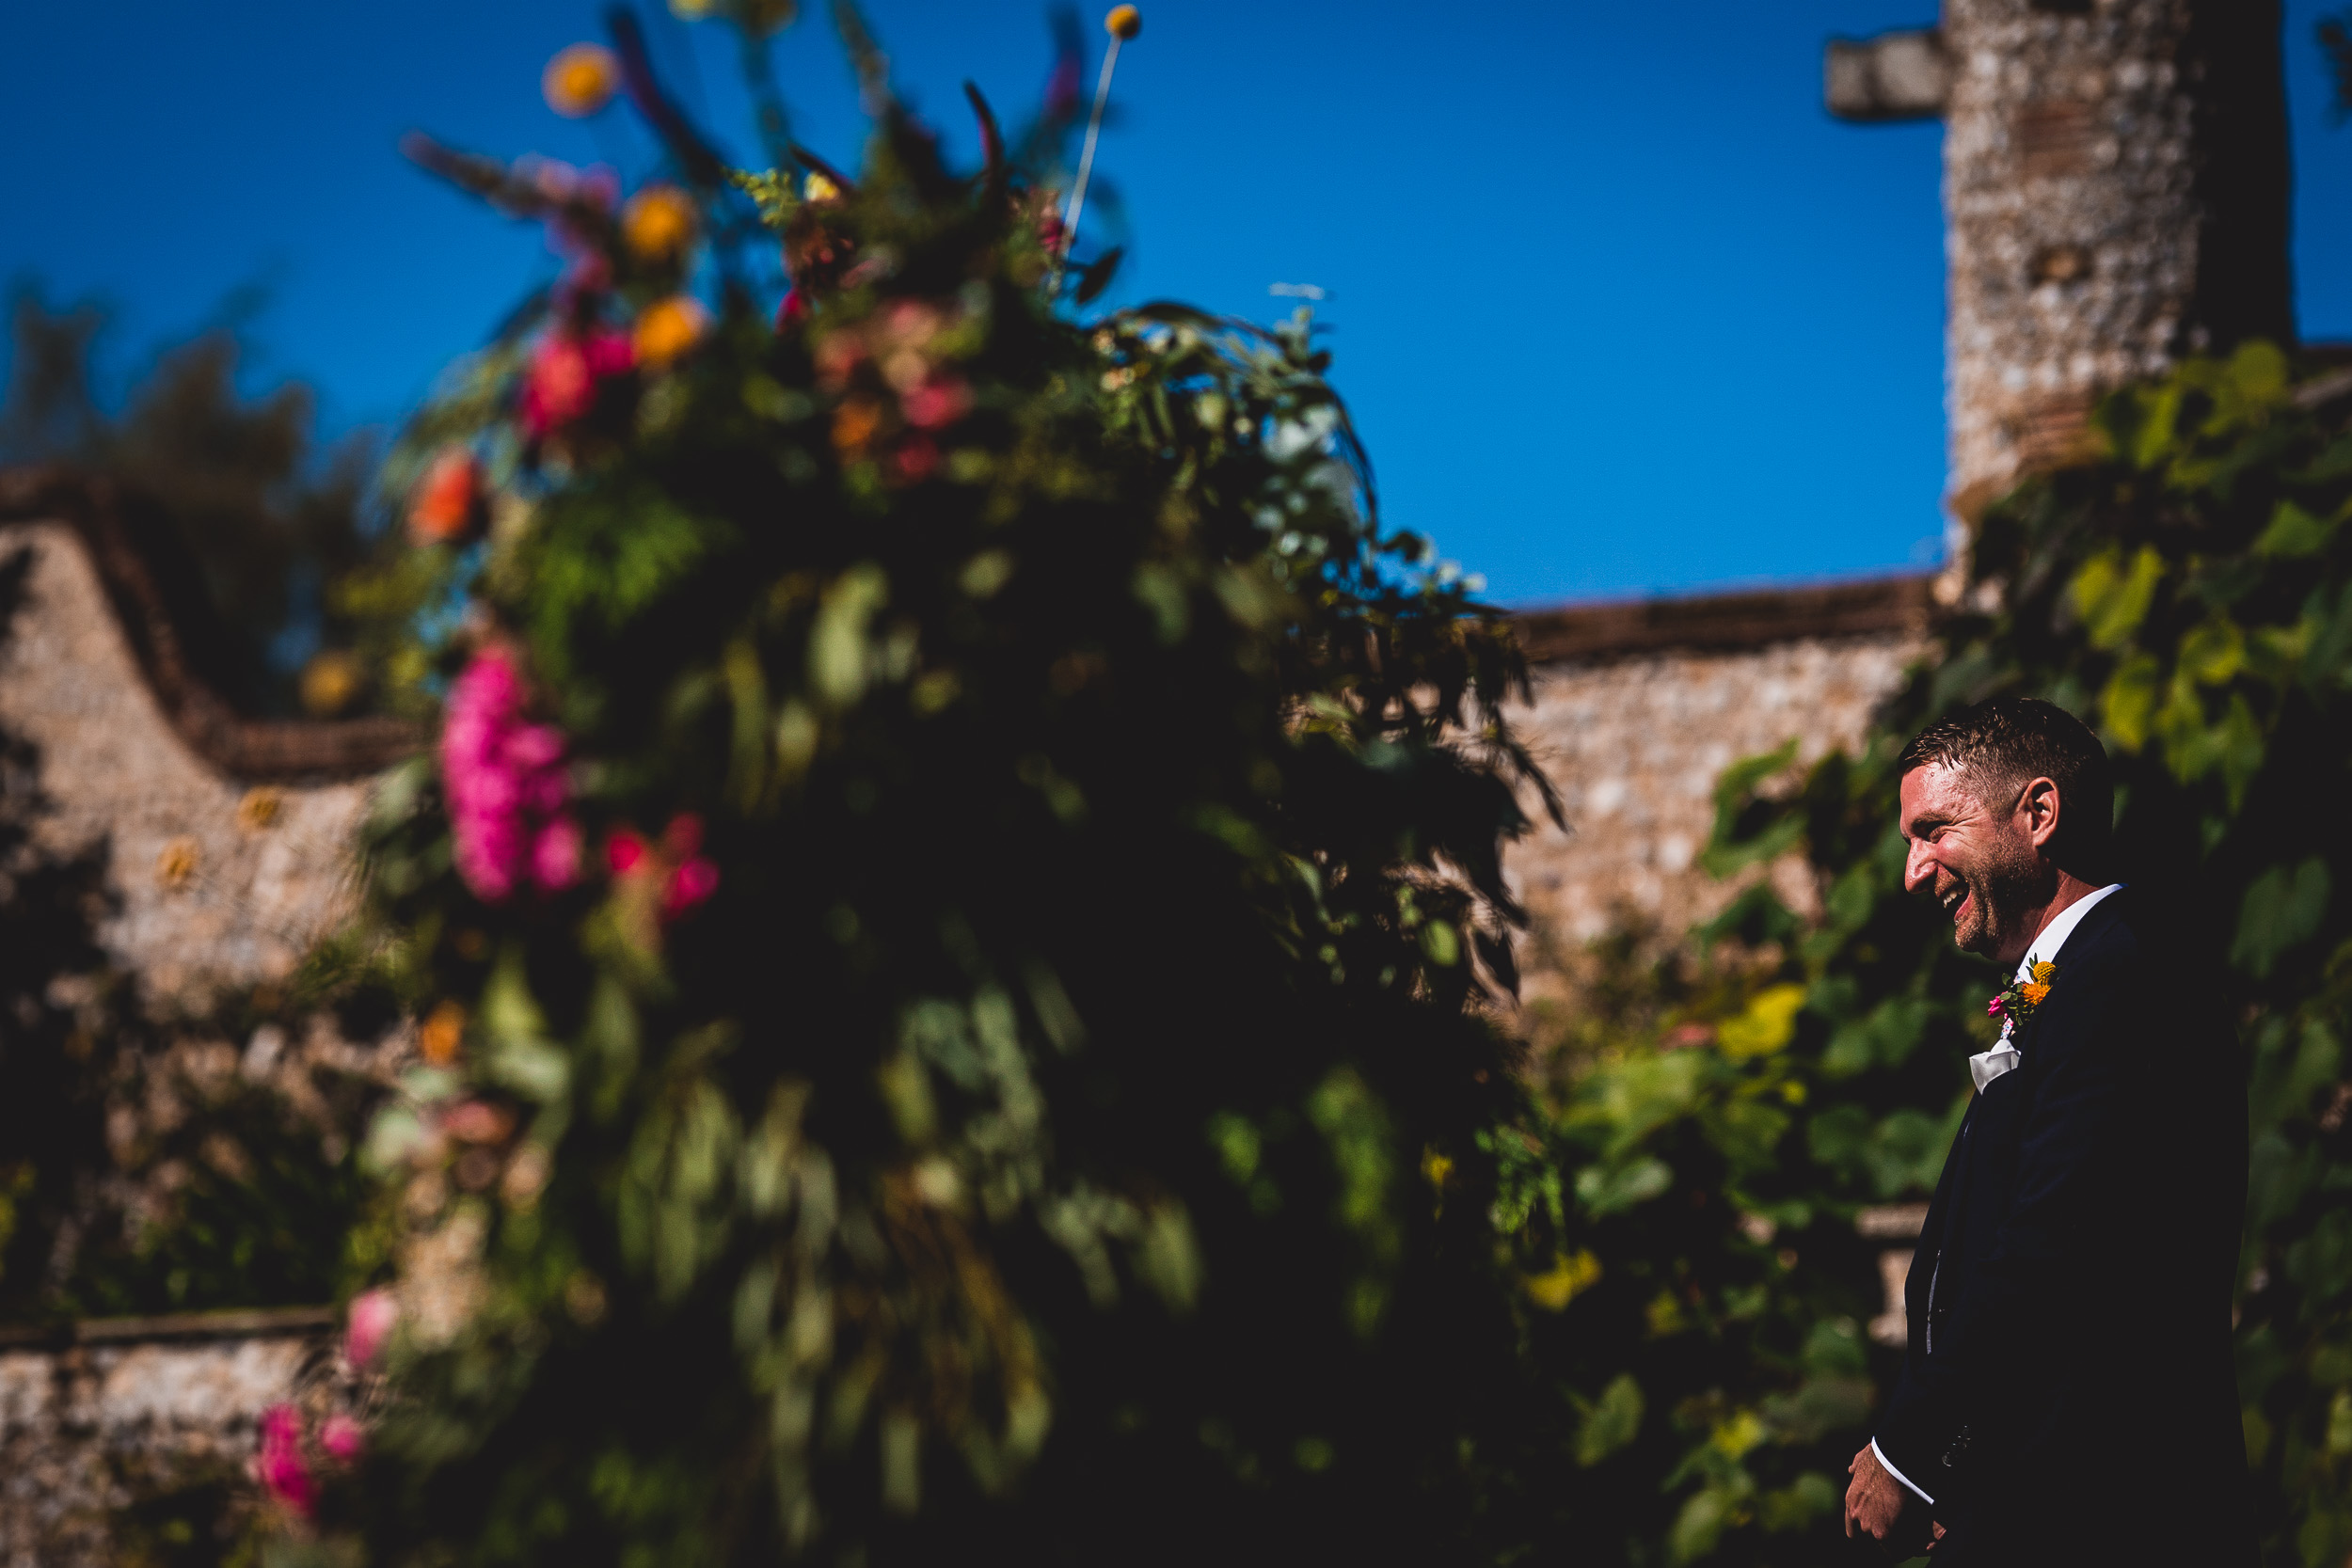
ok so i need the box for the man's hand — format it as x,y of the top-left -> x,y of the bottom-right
1845,1442 -> 1908,1542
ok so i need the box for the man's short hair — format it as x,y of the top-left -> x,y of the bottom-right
1899,696 -> 2114,869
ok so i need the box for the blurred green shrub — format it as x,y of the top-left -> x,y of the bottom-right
313,8 -> 1587,1563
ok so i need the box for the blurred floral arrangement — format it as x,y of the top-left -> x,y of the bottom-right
277,3 -> 1597,1562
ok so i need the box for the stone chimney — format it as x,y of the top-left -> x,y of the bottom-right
1831,1 -> 2293,534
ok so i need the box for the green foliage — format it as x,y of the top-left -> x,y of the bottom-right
331,13 -> 1582,1563
1543,341 -> 2352,1564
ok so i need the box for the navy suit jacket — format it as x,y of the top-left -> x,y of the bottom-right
1876,889 -> 2255,1566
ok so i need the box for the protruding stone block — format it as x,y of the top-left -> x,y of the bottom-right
1825,29 -> 1949,122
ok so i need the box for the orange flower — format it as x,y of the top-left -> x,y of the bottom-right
543,43 -> 620,118
407,445 -> 483,545
420,1001 -> 467,1066
634,295 -> 712,369
622,184 -> 697,263
2021,982 -> 2051,1006
1105,5 -> 1141,39
833,396 -> 883,456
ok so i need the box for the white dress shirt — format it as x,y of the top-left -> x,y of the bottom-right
1870,882 -> 2126,1508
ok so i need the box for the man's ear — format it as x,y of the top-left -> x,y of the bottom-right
2019,776 -> 2062,851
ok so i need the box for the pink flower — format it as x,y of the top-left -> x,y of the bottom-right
519,326 -> 635,439
441,647 -> 583,902
607,816 -> 719,921
1987,996 -> 2006,1019
254,1403 -> 317,1517
320,1414 -> 366,1465
898,375 -> 971,431
345,1288 -> 397,1369
664,855 -> 721,920
532,816 -> 583,891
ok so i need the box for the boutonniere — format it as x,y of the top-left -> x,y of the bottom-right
1988,960 -> 2057,1032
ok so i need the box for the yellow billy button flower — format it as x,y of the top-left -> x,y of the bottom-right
300,650 -> 363,717
1105,4 -> 1142,39
543,43 -> 620,118
622,184 -> 697,263
634,295 -> 712,369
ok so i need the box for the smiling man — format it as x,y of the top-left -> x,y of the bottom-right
1840,697 -> 2253,1565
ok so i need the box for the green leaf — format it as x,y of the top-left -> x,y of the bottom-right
2254,499 -> 2336,558
808,562 -> 889,707
1575,1157 -> 1673,1215
2071,545 -> 2167,650
1575,1373 -> 1645,1466
2232,858 -> 2330,979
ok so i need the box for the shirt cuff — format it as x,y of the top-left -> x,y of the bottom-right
1872,1437 -> 1934,1507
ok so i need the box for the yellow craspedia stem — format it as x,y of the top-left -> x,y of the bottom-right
543,43 -> 621,118
1105,5 -> 1141,39
622,184 -> 697,262
635,295 -> 712,370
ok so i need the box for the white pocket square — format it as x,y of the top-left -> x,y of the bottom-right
1970,1043 -> 2021,1092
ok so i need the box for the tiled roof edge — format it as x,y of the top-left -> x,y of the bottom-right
1509,573 -> 1940,663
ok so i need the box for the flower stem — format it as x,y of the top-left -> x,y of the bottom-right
1051,35 -> 1122,299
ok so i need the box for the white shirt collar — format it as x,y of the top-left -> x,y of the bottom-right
2014,882 -> 2125,982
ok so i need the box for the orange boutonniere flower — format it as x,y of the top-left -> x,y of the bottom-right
1989,960 -> 2058,1031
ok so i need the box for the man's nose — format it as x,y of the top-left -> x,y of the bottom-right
1903,841 -> 1935,895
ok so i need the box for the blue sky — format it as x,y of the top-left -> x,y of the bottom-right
8,2 -> 2352,607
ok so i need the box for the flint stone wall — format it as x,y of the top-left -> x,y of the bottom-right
1502,577 -> 1935,1016
0,1316 -> 337,1568
1,522 -> 373,1006
0,480 -> 413,1566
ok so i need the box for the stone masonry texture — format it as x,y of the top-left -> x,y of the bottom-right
1503,630 -> 1927,1009
1943,0 -> 2289,507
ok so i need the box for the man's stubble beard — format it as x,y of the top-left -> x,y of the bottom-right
1953,828 -> 2047,960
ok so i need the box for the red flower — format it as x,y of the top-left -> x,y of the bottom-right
519,326 -> 634,439
607,828 -> 649,876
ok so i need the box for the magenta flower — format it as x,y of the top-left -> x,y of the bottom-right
254,1403 -> 318,1517
1987,996 -> 2006,1019
441,647 -> 584,903
345,1287 -> 397,1368
320,1413 -> 366,1465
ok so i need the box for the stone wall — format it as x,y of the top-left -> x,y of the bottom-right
0,480 -> 410,1566
0,1313 -> 339,1568
1502,577 -> 1934,1026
